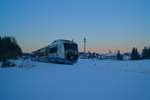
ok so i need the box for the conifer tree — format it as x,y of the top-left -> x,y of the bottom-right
131,48 -> 140,60
0,36 -> 22,61
148,47 -> 150,59
142,47 -> 149,59
116,50 -> 123,60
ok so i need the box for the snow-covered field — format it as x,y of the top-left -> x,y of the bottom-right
0,59 -> 150,100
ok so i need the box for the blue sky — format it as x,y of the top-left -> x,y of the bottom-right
0,0 -> 150,53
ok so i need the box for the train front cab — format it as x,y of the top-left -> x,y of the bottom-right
63,42 -> 79,64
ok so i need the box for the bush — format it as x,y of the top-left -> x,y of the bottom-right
1,60 -> 16,67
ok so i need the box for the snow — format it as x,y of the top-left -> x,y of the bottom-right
0,59 -> 150,100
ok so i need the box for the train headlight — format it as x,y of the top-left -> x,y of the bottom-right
66,51 -> 68,54
70,56 -> 74,60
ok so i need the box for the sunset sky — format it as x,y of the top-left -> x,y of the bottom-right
0,0 -> 150,53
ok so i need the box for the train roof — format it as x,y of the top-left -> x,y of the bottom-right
33,39 -> 76,53
52,39 -> 75,44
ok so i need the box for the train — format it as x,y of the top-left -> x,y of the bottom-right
32,39 -> 79,64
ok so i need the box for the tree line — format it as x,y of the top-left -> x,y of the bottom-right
0,36 -> 22,61
117,46 -> 150,60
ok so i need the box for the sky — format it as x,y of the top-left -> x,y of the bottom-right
0,0 -> 150,53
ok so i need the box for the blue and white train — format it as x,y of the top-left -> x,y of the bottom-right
32,39 -> 79,64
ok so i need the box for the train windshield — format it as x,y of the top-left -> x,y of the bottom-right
64,43 -> 78,52
64,43 -> 79,63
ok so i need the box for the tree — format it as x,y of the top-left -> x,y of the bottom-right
0,36 -> 22,61
142,47 -> 149,59
131,48 -> 140,60
148,47 -> 150,59
0,36 -> 1,42
116,50 -> 123,60
0,36 -> 1,49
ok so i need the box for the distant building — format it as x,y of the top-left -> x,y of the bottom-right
101,53 -> 116,60
79,52 -> 89,59
123,53 -> 131,60
79,52 -> 101,59
79,51 -> 131,61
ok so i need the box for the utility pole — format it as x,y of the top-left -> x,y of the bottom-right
84,37 -> 86,53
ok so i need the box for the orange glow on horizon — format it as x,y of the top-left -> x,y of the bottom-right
83,47 -> 141,53
24,47 -> 143,54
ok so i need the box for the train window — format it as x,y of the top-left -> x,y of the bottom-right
39,52 -> 44,56
49,46 -> 57,53
64,43 -> 78,51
